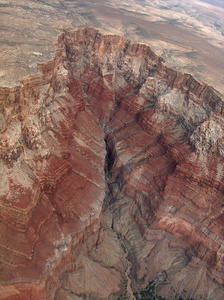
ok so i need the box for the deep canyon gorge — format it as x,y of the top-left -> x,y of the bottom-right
0,28 -> 224,299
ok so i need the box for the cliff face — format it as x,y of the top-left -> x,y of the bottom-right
0,28 -> 224,300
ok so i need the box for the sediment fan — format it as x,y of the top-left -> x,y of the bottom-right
0,28 -> 224,299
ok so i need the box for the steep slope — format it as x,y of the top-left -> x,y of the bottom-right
0,28 -> 224,299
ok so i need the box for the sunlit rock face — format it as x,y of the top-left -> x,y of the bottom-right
0,28 -> 224,300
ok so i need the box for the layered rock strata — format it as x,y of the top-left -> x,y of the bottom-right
0,28 -> 224,299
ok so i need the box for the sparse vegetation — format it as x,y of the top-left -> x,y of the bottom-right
133,281 -> 165,300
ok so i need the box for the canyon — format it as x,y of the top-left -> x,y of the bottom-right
0,28 -> 224,299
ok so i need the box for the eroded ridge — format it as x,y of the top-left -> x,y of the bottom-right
0,28 -> 224,299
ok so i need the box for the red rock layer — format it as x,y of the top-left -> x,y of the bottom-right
0,28 -> 224,299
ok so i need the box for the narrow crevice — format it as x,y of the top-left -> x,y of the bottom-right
103,133 -> 137,299
104,133 -> 122,206
104,134 -> 116,174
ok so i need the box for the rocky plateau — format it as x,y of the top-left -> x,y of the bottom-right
0,28 -> 224,299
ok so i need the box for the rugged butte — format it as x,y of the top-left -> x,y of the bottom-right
0,28 -> 224,300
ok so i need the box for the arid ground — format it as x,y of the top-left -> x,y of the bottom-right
0,0 -> 224,95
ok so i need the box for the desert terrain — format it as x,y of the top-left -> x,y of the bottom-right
0,0 -> 224,95
0,1 -> 224,300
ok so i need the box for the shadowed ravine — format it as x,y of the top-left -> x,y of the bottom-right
0,28 -> 224,299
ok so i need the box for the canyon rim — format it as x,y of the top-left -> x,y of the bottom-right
0,26 -> 224,300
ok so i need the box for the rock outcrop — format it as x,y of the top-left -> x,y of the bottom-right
0,28 -> 224,299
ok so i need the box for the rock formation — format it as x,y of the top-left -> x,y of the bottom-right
0,28 -> 224,299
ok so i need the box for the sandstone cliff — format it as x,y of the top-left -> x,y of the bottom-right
0,28 -> 224,299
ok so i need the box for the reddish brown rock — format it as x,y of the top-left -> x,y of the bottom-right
0,28 -> 224,299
